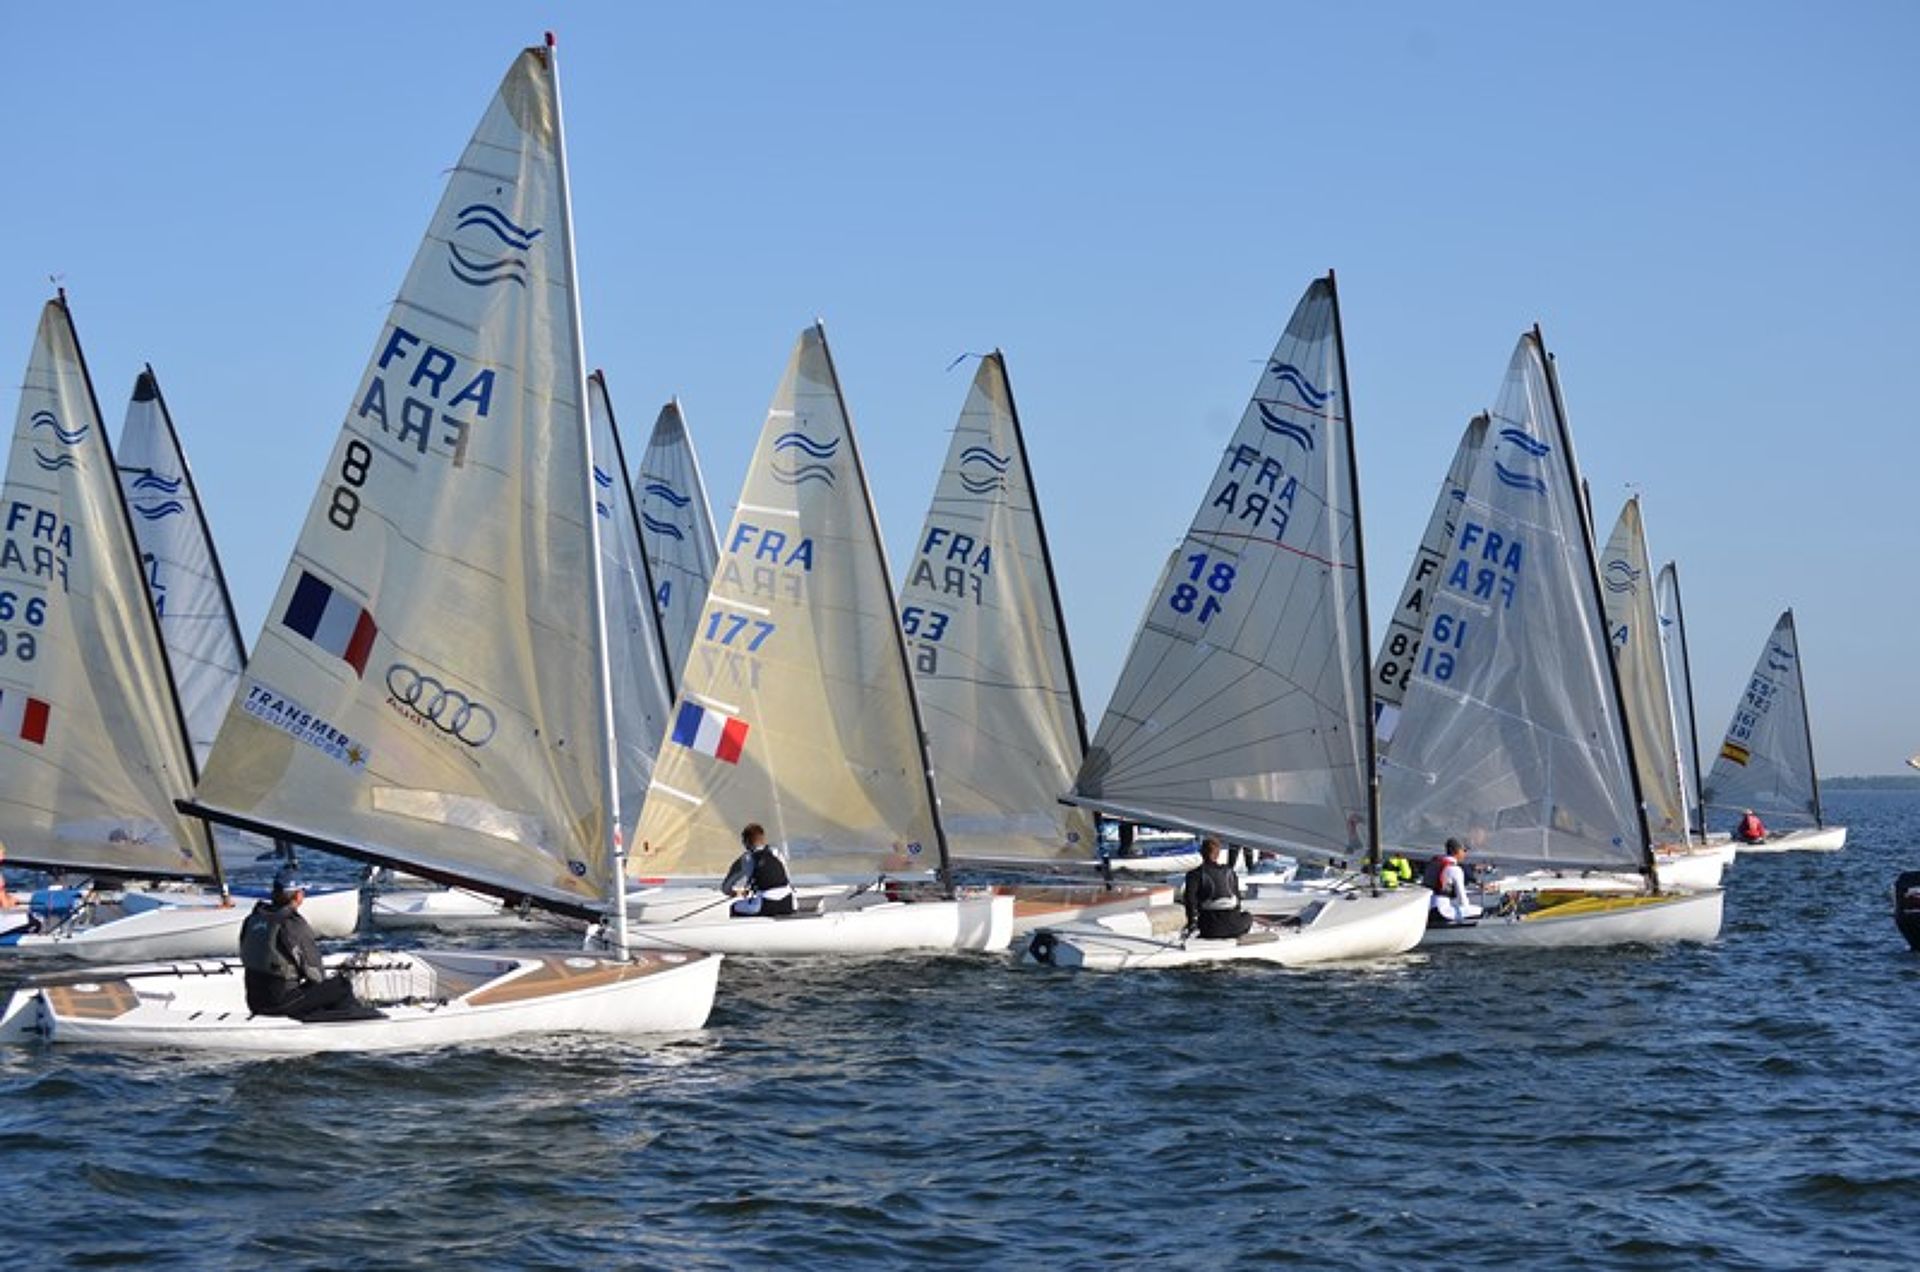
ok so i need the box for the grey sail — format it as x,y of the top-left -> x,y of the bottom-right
1701,610 -> 1822,828
1378,333 -> 1647,875
1654,561 -> 1704,829
1372,413 -> 1487,745
1598,497 -> 1689,844
1068,275 -> 1373,862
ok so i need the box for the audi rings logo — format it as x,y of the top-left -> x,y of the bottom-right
385,664 -> 498,747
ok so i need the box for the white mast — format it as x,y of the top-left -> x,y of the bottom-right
546,32 -> 629,956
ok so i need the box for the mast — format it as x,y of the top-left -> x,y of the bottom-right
1325,272 -> 1382,877
594,370 -> 679,703
1536,327 -> 1658,888
143,365 -> 250,665
1786,608 -> 1825,826
995,350 -> 1090,756
1665,561 -> 1706,831
546,32 -> 629,954
60,293 -> 225,897
815,322 -> 955,894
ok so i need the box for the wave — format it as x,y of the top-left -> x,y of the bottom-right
33,450 -> 75,471
641,512 -> 686,541
1498,427 -> 1551,458
1603,559 -> 1640,592
1493,461 -> 1546,495
30,411 -> 88,445
1256,403 -> 1316,451
134,500 -> 186,521
959,447 -> 1011,473
773,432 -> 839,460
129,470 -> 184,494
455,203 -> 542,250
593,465 -> 614,490
448,244 -> 528,289
772,462 -> 836,487
959,474 -> 1008,494
1267,362 -> 1332,407
644,481 -> 691,508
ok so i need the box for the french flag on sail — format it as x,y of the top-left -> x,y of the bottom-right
281,571 -> 378,678
0,690 -> 50,746
671,701 -> 749,764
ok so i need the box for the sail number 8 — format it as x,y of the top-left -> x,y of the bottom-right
1169,552 -> 1237,623
0,590 -> 45,662
328,439 -> 374,531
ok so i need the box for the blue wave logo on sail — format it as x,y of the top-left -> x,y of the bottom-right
1765,643 -> 1794,673
1603,559 -> 1641,593
771,432 -> 839,487
30,410 -> 88,445
133,500 -> 187,521
958,446 -> 1011,493
645,481 -> 691,508
1492,462 -> 1546,495
641,512 -> 685,541
1497,427 -> 1550,458
32,452 -> 76,472
447,203 -> 542,289
1256,403 -> 1317,452
129,470 -> 184,495
1267,362 -> 1332,408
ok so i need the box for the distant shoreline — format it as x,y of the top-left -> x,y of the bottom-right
1825,775 -> 1920,790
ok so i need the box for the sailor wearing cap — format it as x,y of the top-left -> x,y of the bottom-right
238,867 -> 372,1021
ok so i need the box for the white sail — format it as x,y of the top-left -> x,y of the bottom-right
191,46 -> 617,911
635,399 -> 720,680
1701,610 -> 1822,828
1654,562 -> 1703,827
1371,413 -> 1487,744
899,353 -> 1093,864
633,324 -> 944,881
1598,498 -> 1688,843
588,371 -> 677,828
114,367 -> 248,771
1068,275 -> 1372,861
0,299 -> 214,879
1379,333 -> 1647,874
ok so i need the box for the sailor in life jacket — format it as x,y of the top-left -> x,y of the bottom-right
238,867 -> 376,1021
1734,809 -> 1768,844
1427,840 -> 1484,924
1182,837 -> 1254,940
726,822 -> 797,918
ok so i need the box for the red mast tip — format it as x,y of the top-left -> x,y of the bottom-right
545,30 -> 557,47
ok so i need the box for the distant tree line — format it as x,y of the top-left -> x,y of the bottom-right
1825,775 -> 1920,790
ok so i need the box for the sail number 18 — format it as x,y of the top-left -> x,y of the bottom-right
1169,552 -> 1237,624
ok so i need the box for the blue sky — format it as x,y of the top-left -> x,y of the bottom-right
5,3 -> 1915,773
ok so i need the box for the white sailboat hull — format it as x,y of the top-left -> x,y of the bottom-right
1654,844 -> 1735,889
1483,844 -> 1734,896
1420,888 -> 1724,948
0,948 -> 720,1053
0,886 -> 359,962
1736,826 -> 1848,854
1020,889 -> 1429,970
369,883 -> 856,931
1000,884 -> 1173,937
618,891 -> 1014,956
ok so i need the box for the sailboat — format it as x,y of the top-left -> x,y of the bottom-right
1376,330 -> 1722,947
895,352 -> 1167,933
1,39 -> 718,1049
1025,274 -> 1430,969
625,323 -> 1012,955
635,397 -> 720,681
1594,499 -> 1732,890
1700,610 -> 1846,851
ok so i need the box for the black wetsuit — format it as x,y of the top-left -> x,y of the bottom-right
239,900 -> 365,1021
1182,860 -> 1253,940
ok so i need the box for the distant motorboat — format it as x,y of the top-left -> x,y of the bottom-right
1896,871 -> 1920,952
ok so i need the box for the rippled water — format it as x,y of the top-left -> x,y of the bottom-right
3,791 -> 1916,1269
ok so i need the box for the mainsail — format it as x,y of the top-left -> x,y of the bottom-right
1378,332 -> 1649,875
635,398 -> 720,680
633,324 -> 946,882
1598,497 -> 1689,844
1701,610 -> 1823,828
0,298 -> 215,880
189,44 -> 620,913
588,370 -> 677,827
1068,275 -> 1375,862
115,367 -> 248,771
1655,561 -> 1704,828
1372,413 -> 1487,744
899,352 -> 1093,864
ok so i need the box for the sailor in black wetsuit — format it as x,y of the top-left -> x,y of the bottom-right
726,822 -> 796,917
238,868 -> 376,1021
1182,837 -> 1254,940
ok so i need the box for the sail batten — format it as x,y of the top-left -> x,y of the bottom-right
190,45 -> 617,914
1070,276 -> 1372,863
899,354 -> 1093,864
1378,333 -> 1647,875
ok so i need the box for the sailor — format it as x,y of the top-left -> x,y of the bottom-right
727,823 -> 796,918
1429,840 -> 1483,924
1378,854 -> 1414,889
238,868 -> 375,1021
1182,837 -> 1253,940
1734,808 -> 1768,844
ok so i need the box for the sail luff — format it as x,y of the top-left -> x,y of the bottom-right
815,323 -> 954,892
1537,331 -> 1656,880
61,299 -> 222,892
545,36 -> 628,947
1786,609 -> 1825,826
